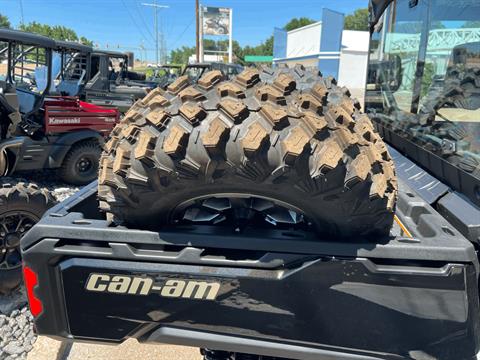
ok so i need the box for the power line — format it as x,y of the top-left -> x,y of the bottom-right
120,0 -> 154,47
18,0 -> 25,25
142,1 -> 169,64
133,0 -> 156,42
170,16 -> 195,52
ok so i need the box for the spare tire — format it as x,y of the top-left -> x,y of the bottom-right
98,65 -> 397,239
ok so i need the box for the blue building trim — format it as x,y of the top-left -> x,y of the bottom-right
318,8 -> 344,78
273,27 -> 287,60
272,7 -> 344,77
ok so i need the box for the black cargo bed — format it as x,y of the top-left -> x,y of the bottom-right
21,175 -> 480,360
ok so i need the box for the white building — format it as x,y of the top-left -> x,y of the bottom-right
188,54 -> 224,64
273,15 -> 370,104
338,30 -> 370,102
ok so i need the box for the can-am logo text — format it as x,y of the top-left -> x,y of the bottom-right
85,273 -> 221,300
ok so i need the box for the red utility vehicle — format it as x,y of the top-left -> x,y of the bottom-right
0,29 -> 120,185
44,97 -> 118,135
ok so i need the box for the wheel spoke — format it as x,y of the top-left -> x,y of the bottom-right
1,222 -> 10,234
0,251 -> 5,268
15,216 -> 25,232
0,211 -> 39,270
175,196 -> 310,232
4,248 -> 21,268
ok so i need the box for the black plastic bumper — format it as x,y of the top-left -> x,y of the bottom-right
21,179 -> 480,360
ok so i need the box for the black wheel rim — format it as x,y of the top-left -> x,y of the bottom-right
0,211 -> 39,270
76,156 -> 94,174
171,195 -> 313,232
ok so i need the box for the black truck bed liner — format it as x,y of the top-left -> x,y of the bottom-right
21,156 -> 480,359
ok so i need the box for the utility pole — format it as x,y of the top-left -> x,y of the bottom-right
142,1 -> 169,65
139,41 -> 145,64
196,0 -> 200,62
19,0 -> 25,26
228,9 -> 233,63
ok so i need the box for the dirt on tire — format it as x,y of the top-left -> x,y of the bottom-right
98,65 -> 397,239
0,182 -> 56,294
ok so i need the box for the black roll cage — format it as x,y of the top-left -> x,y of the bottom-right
0,29 -> 55,118
0,29 -> 54,93
369,0 -> 395,33
54,40 -> 92,83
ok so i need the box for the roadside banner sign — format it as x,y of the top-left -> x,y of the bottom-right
202,7 -> 231,36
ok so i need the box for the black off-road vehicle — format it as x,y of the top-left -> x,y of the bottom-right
83,50 -> 153,112
51,44 -> 155,112
21,1 -> 480,360
146,62 -> 243,90
144,64 -> 182,89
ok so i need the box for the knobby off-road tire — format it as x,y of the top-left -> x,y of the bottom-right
59,140 -> 102,186
416,66 -> 480,174
98,65 -> 397,239
0,182 -> 56,294
421,66 -> 480,114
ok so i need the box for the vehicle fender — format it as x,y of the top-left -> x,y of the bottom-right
0,137 -> 26,175
0,151 -> 5,176
48,130 -> 104,168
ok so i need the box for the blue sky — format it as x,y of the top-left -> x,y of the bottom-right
0,0 -> 368,61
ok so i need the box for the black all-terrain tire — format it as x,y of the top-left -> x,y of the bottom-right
421,67 -> 480,114
59,141 -> 102,185
0,182 -> 56,294
98,65 -> 397,239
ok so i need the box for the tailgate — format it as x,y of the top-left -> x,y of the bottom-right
23,248 -> 479,360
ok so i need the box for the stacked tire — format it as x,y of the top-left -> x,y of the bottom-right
98,65 -> 397,239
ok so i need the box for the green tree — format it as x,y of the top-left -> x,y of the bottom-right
344,8 -> 369,31
170,45 -> 195,64
284,17 -> 316,31
0,13 -> 11,29
80,36 -> 93,47
463,21 -> 480,28
19,21 -> 92,44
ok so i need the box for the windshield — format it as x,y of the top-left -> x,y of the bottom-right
155,67 -> 180,77
366,0 -> 480,181
183,65 -> 207,82
107,56 -> 127,82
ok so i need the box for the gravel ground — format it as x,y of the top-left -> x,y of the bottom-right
1,172 -> 79,360
0,294 -> 36,360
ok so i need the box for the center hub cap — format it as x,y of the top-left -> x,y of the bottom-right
4,233 -> 21,248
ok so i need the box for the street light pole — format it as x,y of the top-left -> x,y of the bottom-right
196,0 -> 200,62
142,1 -> 169,65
